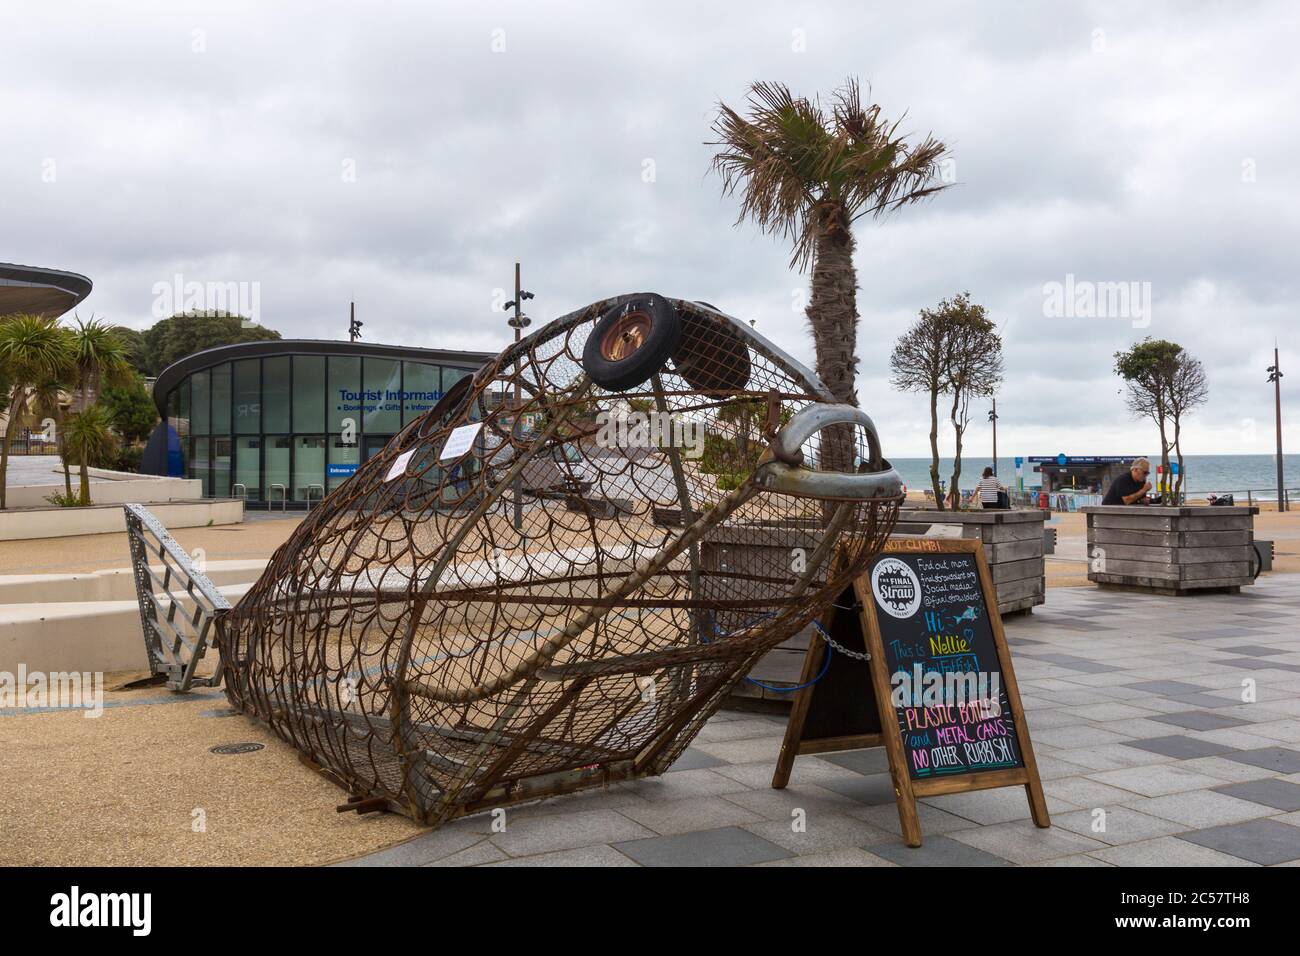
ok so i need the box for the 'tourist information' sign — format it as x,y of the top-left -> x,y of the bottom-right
868,549 -> 1023,779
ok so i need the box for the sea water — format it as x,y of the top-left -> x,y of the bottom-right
891,454 -> 1300,498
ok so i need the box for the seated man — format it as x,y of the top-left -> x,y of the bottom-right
1102,457 -> 1153,505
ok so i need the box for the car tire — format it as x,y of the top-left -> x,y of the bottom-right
582,294 -> 681,392
671,311 -> 751,394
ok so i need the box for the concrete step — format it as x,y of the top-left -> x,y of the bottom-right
0,582 -> 254,674
0,559 -> 268,604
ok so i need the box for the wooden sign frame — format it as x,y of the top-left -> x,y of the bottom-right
773,537 -> 1049,847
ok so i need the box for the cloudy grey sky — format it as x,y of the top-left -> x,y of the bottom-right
4,0 -> 1297,457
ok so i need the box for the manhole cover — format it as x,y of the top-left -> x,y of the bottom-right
209,742 -> 264,755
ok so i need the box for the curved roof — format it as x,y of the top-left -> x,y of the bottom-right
0,262 -> 93,318
152,338 -> 495,414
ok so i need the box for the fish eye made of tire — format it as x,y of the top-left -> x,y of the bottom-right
581,295 -> 751,394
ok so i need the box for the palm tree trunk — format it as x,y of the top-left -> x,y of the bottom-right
75,374 -> 90,506
57,412 -> 72,500
0,392 -> 22,510
78,459 -> 90,506
806,208 -> 860,485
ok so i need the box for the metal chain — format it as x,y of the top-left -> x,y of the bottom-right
811,617 -> 872,662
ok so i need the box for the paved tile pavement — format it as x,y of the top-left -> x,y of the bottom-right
343,576 -> 1300,867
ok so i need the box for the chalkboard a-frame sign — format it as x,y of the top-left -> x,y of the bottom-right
773,538 -> 1049,847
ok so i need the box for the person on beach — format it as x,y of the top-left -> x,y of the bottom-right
976,466 -> 1007,509
1102,456 -> 1153,505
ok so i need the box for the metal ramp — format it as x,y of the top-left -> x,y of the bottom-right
124,503 -> 231,691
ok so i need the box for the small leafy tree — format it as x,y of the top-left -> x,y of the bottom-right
1114,339 -> 1183,496
1167,352 -> 1209,500
100,375 -> 159,445
943,300 -> 1003,505
890,307 -> 948,505
890,293 -> 1002,509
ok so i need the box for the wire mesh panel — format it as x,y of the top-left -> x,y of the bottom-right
219,294 -> 902,824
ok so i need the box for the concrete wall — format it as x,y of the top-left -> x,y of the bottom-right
0,498 -> 243,541
5,468 -> 201,509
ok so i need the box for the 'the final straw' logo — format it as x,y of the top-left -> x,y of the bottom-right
871,558 -> 921,619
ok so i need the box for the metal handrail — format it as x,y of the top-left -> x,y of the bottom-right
268,483 -> 287,512
123,503 -> 230,692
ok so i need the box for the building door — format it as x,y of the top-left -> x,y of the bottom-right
363,435 -> 392,461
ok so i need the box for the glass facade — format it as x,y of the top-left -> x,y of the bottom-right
161,348 -> 483,507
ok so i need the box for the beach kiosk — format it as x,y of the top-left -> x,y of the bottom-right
1030,455 -> 1139,495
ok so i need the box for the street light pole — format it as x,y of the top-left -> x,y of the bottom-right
988,399 -> 998,477
505,263 -> 533,531
348,301 -> 362,342
1269,347 -> 1285,511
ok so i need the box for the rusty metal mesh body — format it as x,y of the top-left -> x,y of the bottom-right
219,295 -> 901,824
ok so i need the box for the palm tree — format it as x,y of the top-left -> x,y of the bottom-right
29,374 -> 75,500
67,317 -> 133,501
711,79 -> 950,465
0,315 -> 74,508
63,406 -> 119,505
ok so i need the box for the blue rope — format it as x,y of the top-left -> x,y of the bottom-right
702,612 -> 834,693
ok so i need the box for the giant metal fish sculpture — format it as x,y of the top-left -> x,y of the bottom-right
133,293 -> 903,826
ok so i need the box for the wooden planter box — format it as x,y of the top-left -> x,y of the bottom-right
719,508 -> 1048,710
701,523 -> 825,710
894,508 -> 1048,616
1082,505 -> 1259,594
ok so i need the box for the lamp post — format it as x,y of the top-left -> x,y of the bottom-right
988,399 -> 998,476
1269,348 -> 1285,511
504,263 -> 533,530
